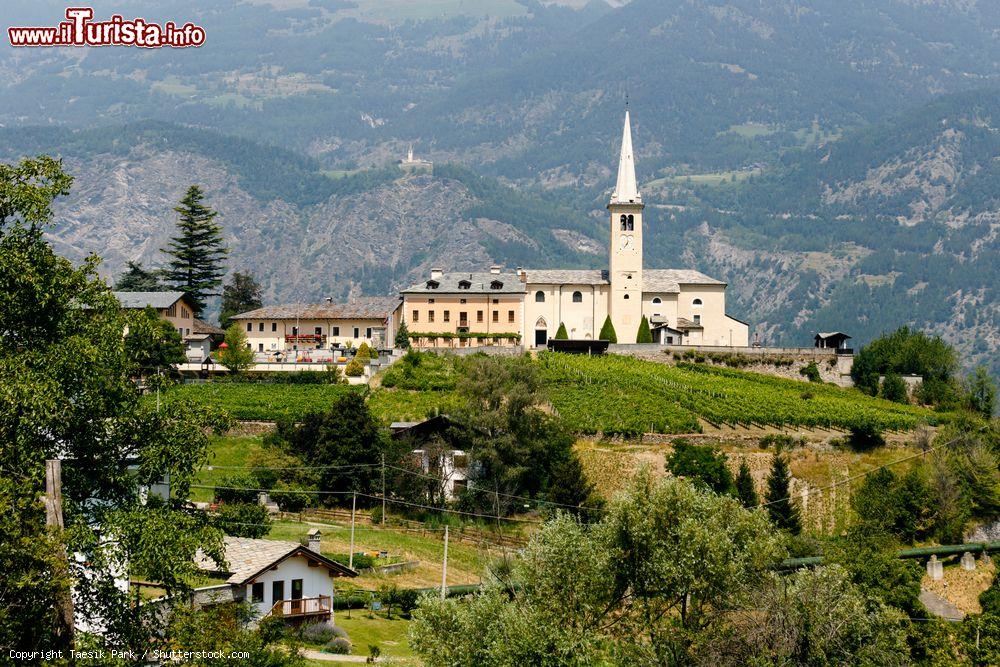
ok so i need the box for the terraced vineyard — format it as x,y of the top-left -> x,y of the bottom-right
157,382 -> 359,421
537,353 -> 943,436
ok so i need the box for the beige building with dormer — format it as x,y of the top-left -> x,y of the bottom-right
401,111 -> 749,348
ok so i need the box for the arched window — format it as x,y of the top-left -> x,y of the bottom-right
620,214 -> 628,231
693,298 -> 703,307
652,297 -> 662,305
572,291 -> 583,303
626,214 -> 634,231
535,291 -> 545,303
624,294 -> 630,300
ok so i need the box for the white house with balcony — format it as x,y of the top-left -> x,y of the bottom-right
192,533 -> 356,624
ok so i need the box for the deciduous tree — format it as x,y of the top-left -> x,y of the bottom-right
219,271 -> 262,329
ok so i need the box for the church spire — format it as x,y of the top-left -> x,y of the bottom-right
611,110 -> 641,205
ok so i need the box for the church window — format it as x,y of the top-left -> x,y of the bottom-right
572,291 -> 583,303
535,291 -> 545,303
694,314 -> 701,325
693,298 -> 703,307
624,294 -> 630,300
652,297 -> 662,305
627,214 -> 634,231
620,214 -> 628,231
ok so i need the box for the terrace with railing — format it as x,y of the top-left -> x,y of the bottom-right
268,595 -> 331,620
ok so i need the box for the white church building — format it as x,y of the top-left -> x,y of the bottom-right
401,111 -> 750,348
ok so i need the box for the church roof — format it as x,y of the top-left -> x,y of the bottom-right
523,268 -> 725,293
610,110 -> 641,205
523,269 -> 609,285
401,272 -> 525,295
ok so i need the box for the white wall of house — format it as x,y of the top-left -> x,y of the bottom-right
243,553 -> 335,621
240,318 -> 388,355
522,284 -> 610,346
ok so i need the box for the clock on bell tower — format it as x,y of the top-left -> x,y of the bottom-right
607,110 -> 644,342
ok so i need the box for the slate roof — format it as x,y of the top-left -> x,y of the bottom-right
113,291 -> 186,310
816,332 -> 852,340
401,272 -> 525,295
522,268 -> 725,293
194,319 -> 226,335
675,317 -> 704,331
232,297 -> 399,321
195,536 -> 356,584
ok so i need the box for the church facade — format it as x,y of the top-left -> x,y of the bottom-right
401,112 -> 749,348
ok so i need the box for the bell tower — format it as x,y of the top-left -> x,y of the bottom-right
607,110 -> 644,342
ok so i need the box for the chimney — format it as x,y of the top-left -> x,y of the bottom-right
489,264 -> 502,275
430,268 -> 443,280
306,528 -> 322,552
516,267 -> 527,283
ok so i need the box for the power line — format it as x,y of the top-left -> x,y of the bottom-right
193,484 -> 543,524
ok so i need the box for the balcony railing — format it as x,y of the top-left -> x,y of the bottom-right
285,334 -> 327,345
268,595 -> 331,619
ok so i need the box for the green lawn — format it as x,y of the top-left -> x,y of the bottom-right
332,613 -> 415,660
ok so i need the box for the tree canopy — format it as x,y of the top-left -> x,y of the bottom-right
219,270 -> 262,330
161,185 -> 228,317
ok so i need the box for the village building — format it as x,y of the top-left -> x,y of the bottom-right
192,533 -> 356,624
400,111 -> 749,348
232,296 -> 401,358
113,291 -> 224,360
399,143 -> 433,173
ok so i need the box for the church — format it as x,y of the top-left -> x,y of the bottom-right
401,111 -> 750,348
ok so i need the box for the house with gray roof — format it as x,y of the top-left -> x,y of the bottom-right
192,533 -> 356,624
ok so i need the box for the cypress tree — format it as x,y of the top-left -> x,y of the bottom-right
395,321 -> 412,349
765,453 -> 801,534
735,459 -> 759,508
636,315 -> 653,343
161,186 -> 228,317
555,322 -> 569,340
599,315 -> 617,343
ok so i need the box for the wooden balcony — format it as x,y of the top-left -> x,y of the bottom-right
285,334 -> 327,345
268,595 -> 331,619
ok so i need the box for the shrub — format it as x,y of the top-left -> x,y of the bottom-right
554,322 -> 568,340
355,342 -> 373,361
598,315 -> 617,343
881,372 -> 909,403
397,588 -> 420,616
799,361 -> 821,383
214,502 -> 271,538
270,482 -> 312,513
324,364 -> 346,384
302,622 -> 336,644
344,358 -> 365,377
329,553 -> 376,570
666,440 -> 734,495
848,422 -> 886,450
323,637 -> 352,655
215,473 -> 259,505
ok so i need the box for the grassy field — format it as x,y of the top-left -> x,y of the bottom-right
157,382 -> 359,421
266,519 -> 500,590
192,435 -> 265,502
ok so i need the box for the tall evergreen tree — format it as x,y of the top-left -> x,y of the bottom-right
394,320 -> 411,349
735,459 -> 759,508
765,453 -> 801,534
555,322 -> 569,340
636,315 -> 653,343
599,315 -> 617,343
114,261 -> 164,292
219,271 -> 262,329
161,186 -> 228,317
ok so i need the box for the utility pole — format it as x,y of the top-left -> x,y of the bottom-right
381,454 -> 386,526
349,492 -> 357,570
440,525 -> 449,600
44,460 -> 75,649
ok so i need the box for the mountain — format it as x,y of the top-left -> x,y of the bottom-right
0,122 -> 604,306
669,88 -> 1000,374
3,0 -> 999,183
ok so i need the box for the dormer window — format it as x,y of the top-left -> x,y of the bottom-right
490,280 -> 503,290
458,280 -> 471,290
426,280 -> 439,290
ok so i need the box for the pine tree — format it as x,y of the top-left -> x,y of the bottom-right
599,315 -> 617,343
765,453 -> 801,534
555,322 -> 569,340
636,315 -> 653,343
219,271 -> 262,329
735,459 -> 759,508
395,321 -> 411,349
115,261 -> 164,292
161,186 -> 228,317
